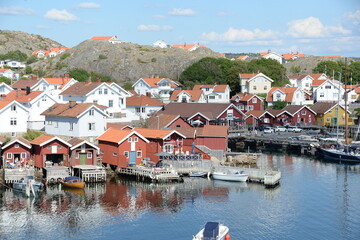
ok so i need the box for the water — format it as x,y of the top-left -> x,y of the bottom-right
1,154 -> 360,240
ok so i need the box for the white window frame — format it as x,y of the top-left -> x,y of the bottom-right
7,153 -> 13,159
87,152 -> 92,159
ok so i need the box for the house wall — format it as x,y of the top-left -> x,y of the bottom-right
2,143 -> 30,164
290,108 -> 316,126
317,107 -> 353,126
33,140 -> 70,168
247,76 -> 272,94
127,105 -> 163,119
292,89 -> 305,105
195,137 -> 227,152
314,82 -> 344,103
69,146 -> 97,166
0,103 -> 28,134
167,117 -> 192,128
25,94 -> 57,130
0,84 -> 12,95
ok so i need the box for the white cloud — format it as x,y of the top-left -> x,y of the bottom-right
44,9 -> 78,22
137,24 -> 173,31
201,27 -> 278,41
154,14 -> 166,20
228,40 -> 283,46
287,17 -> 350,38
345,10 -> 360,26
75,2 -> 101,9
217,11 -> 233,17
0,6 -> 35,15
169,8 -> 196,16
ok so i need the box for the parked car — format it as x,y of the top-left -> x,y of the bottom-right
274,126 -> 287,132
259,125 -> 271,131
263,127 -> 274,134
287,126 -> 302,133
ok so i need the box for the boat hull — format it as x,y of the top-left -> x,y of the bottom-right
61,181 -> 85,189
212,172 -> 248,182
193,224 -> 229,240
317,147 -> 360,163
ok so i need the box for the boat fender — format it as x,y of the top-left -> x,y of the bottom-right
50,178 -> 55,184
330,145 -> 335,149
225,234 -> 231,240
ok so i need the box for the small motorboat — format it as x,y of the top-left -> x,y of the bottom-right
189,172 -> 207,178
212,170 -> 248,182
13,176 -> 44,197
193,222 -> 230,240
61,176 -> 85,189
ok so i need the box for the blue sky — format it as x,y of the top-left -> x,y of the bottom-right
1,0 -> 360,57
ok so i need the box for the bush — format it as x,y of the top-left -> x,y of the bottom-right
60,53 -> 70,60
23,130 -> 43,141
151,58 -> 157,62
99,54 -> 107,60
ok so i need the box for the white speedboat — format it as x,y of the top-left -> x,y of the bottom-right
212,170 -> 248,182
13,176 -> 44,197
193,222 -> 229,240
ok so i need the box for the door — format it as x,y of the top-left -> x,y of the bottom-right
80,153 -> 87,165
130,151 -> 136,164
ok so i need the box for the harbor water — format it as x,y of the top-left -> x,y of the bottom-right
1,154 -> 360,240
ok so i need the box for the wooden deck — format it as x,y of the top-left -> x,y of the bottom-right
117,166 -> 183,183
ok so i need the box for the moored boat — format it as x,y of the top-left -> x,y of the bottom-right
13,176 -> 44,196
316,147 -> 360,163
212,170 -> 248,182
193,222 -> 229,240
189,172 -> 207,177
61,176 -> 85,189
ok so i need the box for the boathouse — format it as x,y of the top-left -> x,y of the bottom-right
68,138 -> 99,166
1,137 -> 31,165
31,135 -> 72,168
195,125 -> 228,152
97,128 -> 149,168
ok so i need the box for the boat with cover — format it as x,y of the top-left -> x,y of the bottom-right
316,146 -> 360,163
13,176 -> 44,196
193,222 -> 229,240
61,176 -> 85,189
212,169 -> 248,182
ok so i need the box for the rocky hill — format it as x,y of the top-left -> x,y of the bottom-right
31,40 -> 223,83
0,30 -> 65,55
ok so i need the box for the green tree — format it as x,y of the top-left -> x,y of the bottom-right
25,66 -> 32,74
312,60 -> 341,76
0,76 -> 11,85
0,50 -> 28,62
69,68 -> 90,82
272,100 -> 287,110
22,130 -> 43,141
290,66 -> 301,74
248,58 -> 288,86
122,82 -> 134,90
26,55 -> 38,64
349,61 -> 360,84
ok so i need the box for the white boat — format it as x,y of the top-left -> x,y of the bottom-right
212,170 -> 248,182
193,222 -> 229,240
13,176 -> 44,197
189,172 -> 207,177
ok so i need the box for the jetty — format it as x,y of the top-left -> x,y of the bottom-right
117,165 -> 183,183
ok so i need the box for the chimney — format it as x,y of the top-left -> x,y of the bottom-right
31,75 -> 37,81
64,73 -> 70,78
96,77 -> 101,83
69,100 -> 77,108
26,86 -> 31,95
146,92 -> 151,97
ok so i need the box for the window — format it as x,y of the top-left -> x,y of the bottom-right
325,85 -> 331,89
302,110 -> 306,115
7,153 -> 12,159
326,118 -> 331,122
57,145 -> 62,149
21,153 -> 26,159
113,152 -> 118,157
108,100 -> 113,107
98,89 -> 103,95
164,144 -> 174,153
128,137 -> 132,142
253,86 -> 257,90
104,89 -> 108,95
76,153 -> 79,159
69,123 -> 74,131
142,107 -> 145,113
81,144 -> 86,150
55,121 -> 59,128
205,88 -> 210,91
10,118 -> 17,126
137,151 -> 142,158
47,146 -> 51,149
264,86 -> 268,90
89,109 -> 94,116
120,98 -> 124,105
252,98 -> 257,103
93,100 -> 98,104
248,105 -> 254,110
276,93 -> 281,98
124,151 -> 129,158
320,93 -> 324,97
209,96 -> 215,99
15,144 -> 19,148
88,123 -> 95,130
87,152 -> 92,158
134,137 -> 138,142
227,109 -> 233,117
136,107 -> 141,113
11,105 -> 16,111
239,105 -> 244,110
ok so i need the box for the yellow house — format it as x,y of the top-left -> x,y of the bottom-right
311,102 -> 353,126
238,73 -> 273,95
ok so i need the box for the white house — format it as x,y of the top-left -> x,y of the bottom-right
313,79 -> 344,104
107,82 -> 132,97
90,36 -> 122,44
0,68 -> 20,81
125,95 -> 165,120
260,51 -> 284,64
288,75 -> 313,91
153,40 -> 170,48
0,82 -> 13,96
0,100 -> 28,135
42,102 -> 108,139
192,84 -> 230,103
169,89 -> 207,103
0,60 -> 25,69
31,77 -> 78,101
172,43 -> 204,51
132,78 -> 182,103
4,90 -> 58,130
60,81 -> 127,118
239,73 -> 274,94
266,87 -> 306,106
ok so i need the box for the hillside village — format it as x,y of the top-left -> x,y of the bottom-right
1,33 -> 360,180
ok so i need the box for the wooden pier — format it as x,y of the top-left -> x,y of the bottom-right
2,168 -> 36,184
72,165 -> 106,183
117,166 -> 183,183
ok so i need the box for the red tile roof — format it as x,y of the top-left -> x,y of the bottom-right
0,100 -> 12,110
193,84 -> 228,92
172,44 -> 204,50
196,125 -> 228,137
60,82 -> 102,95
266,87 -> 299,102
41,102 -> 107,118
90,36 -> 114,41
126,95 -> 165,106
97,128 -> 148,144
236,55 -> 248,60
146,114 -> 181,129
42,78 -> 73,89
170,90 -> 203,101
239,73 -> 258,79
246,110 -> 267,118
106,123 -> 134,130
11,79 -> 39,89
4,90 -> 43,103
312,80 -> 326,87
140,78 -> 179,88
30,135 -> 55,145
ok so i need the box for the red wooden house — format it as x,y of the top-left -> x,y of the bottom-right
1,137 -> 31,165
231,93 -> 264,113
134,128 -> 187,163
275,105 -> 316,126
68,138 -> 99,166
31,135 -> 72,168
195,125 -> 228,152
97,128 -> 149,168
146,114 -> 192,129
245,110 -> 276,127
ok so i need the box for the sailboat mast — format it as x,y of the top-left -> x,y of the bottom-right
344,57 -> 348,145
337,72 -> 341,142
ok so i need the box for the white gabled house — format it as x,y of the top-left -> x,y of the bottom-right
125,95 -> 165,121
193,84 -> 230,103
0,82 -> 13,96
260,51 -> 284,64
313,79 -> 344,104
132,78 -> 182,103
0,100 -> 29,135
266,87 -> 306,106
107,82 -> 132,97
169,89 -> 207,103
0,68 -> 20,80
153,40 -> 170,48
90,36 -> 122,44
60,81 -> 127,118
4,90 -> 58,130
31,77 -> 78,101
288,73 -> 329,91
239,73 -> 273,94
42,102 -> 108,139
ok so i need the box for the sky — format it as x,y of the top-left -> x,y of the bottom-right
1,0 -> 360,57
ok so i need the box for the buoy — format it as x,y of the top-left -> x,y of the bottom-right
225,234 -> 231,240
